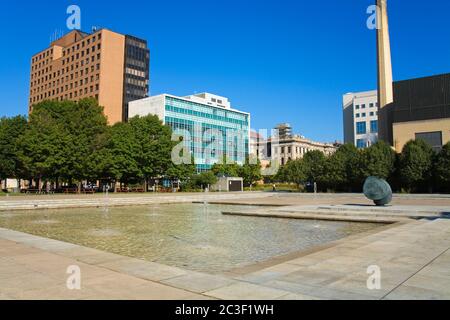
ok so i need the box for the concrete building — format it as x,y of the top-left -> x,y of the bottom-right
275,123 -> 293,140
211,177 -> 244,192
253,126 -> 337,167
1,179 -> 19,192
375,1 -> 449,152
29,29 -> 149,124
388,73 -> 450,152
250,130 -> 264,158
129,93 -> 250,172
377,0 -> 394,142
343,90 -> 379,148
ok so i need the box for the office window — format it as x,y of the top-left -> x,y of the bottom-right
362,104 -> 366,109
357,139 -> 366,149
356,121 -> 366,135
415,131 -> 443,152
369,103 -> 374,108
356,113 -> 360,118
370,120 -> 378,133
355,105 -> 360,110
370,112 -> 374,116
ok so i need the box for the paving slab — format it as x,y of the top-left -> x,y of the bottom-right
204,282 -> 289,300
1,209 -> 450,300
383,285 -> 450,300
264,280 -> 376,300
99,258 -> 188,282
161,272 -> 236,293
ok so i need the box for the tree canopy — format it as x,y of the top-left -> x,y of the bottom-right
4,99 -> 196,190
1,99 -> 449,194
399,139 -> 434,192
0,116 -> 27,180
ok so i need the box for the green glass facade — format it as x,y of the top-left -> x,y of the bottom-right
164,96 -> 250,172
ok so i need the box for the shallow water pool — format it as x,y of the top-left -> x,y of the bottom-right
0,203 -> 380,273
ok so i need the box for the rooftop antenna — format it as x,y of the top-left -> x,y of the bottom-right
49,29 -> 65,44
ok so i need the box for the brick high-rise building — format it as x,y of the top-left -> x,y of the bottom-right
29,29 -> 149,124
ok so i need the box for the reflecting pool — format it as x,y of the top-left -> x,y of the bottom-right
0,204 -> 380,273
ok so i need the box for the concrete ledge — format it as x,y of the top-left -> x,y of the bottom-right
223,204 -> 450,223
222,211 -> 404,224
0,193 -> 269,212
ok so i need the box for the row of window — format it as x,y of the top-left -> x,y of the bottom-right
62,44 -> 101,65
31,44 -> 101,74
31,67 -> 100,95
32,57 -> 52,71
356,120 -> 378,135
355,111 -> 378,118
355,102 -> 377,110
31,76 -> 100,95
32,48 -> 54,63
63,33 -> 101,56
168,97 -> 248,122
31,63 -> 101,90
357,139 -> 370,149
272,145 -> 321,155
165,104 -> 248,127
166,117 -> 249,143
30,84 -> 100,104
32,31 -> 102,67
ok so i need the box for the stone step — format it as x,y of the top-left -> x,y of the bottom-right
273,208 -> 442,219
222,210 -> 407,224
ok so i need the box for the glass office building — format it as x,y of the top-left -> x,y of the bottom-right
129,93 -> 250,172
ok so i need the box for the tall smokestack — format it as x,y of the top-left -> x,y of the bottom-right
377,0 -> 394,144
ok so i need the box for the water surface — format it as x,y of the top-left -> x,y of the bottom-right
0,204 -> 380,273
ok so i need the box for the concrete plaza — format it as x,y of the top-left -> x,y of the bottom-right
1,192 -> 449,300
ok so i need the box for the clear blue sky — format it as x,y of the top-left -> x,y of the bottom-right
1,0 -> 450,142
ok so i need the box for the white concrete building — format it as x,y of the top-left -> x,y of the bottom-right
129,92 -> 250,172
252,126 -> 338,167
343,90 -> 379,148
1,179 -> 19,192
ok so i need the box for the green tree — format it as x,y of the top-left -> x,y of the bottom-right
333,143 -> 362,191
18,99 -> 108,191
0,116 -> 28,186
239,156 -> 262,187
165,154 -> 197,184
435,142 -> 450,192
193,172 -> 218,189
107,122 -> 142,185
279,159 -> 306,188
399,139 -> 434,192
84,129 -> 115,181
17,108 -> 64,190
211,156 -> 240,177
130,115 -> 174,186
303,150 -> 326,184
322,151 -> 347,191
58,99 -> 108,188
359,141 -> 396,181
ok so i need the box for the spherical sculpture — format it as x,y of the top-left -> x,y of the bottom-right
363,176 -> 392,206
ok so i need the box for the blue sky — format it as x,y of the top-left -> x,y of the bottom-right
1,0 -> 450,142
